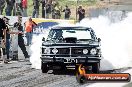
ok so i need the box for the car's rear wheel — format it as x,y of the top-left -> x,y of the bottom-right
41,62 -> 48,73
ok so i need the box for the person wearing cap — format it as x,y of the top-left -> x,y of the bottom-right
2,17 -> 18,62
14,16 -> 29,60
3,16 -> 27,62
77,6 -> 85,22
2,17 -> 11,63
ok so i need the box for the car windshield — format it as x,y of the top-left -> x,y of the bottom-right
47,28 -> 95,42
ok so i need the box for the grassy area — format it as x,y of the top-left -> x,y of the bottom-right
3,0 -> 97,19
58,0 -> 97,7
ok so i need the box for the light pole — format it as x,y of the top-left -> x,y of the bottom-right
45,0 -> 47,18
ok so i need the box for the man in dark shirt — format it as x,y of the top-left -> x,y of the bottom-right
2,17 -> 10,63
62,5 -> 71,19
45,3 -> 51,18
0,18 -> 6,63
0,18 -> 6,47
41,0 -> 50,18
77,6 -> 85,22
41,0 -> 46,18
14,16 -> 29,60
0,18 -> 6,39
5,0 -> 15,16
0,0 -> 5,15
32,0 -> 40,18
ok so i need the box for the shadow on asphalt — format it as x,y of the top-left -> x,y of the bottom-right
48,69 -> 115,75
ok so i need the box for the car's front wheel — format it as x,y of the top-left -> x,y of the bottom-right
41,62 -> 48,73
92,63 -> 100,73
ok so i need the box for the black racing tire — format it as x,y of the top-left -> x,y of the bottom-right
41,62 -> 48,73
61,64 -> 66,70
92,63 -> 100,73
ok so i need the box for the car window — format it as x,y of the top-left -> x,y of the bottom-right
63,30 -> 91,40
47,28 -> 95,42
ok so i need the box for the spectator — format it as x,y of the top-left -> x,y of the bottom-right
51,0 -> 57,19
14,16 -> 29,60
2,17 -> 20,62
53,1 -> 61,19
41,0 -> 48,18
5,0 -> 15,16
25,17 -> 37,46
0,0 -> 5,15
13,0 -> 23,16
2,17 -> 10,63
45,3 -> 52,18
77,6 -> 85,22
32,0 -> 40,18
22,0 -> 28,17
0,17 -> 6,63
62,5 -> 71,19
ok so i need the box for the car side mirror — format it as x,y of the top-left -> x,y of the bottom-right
98,38 -> 101,42
42,37 -> 45,41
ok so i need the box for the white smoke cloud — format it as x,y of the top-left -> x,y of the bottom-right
79,14 -> 132,70
30,13 -> 132,70
30,30 -> 50,69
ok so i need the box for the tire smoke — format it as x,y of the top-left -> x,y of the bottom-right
30,13 -> 132,70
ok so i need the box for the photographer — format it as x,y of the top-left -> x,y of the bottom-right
77,6 -> 85,22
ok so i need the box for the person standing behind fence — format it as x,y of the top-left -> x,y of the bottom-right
41,0 -> 46,18
53,1 -> 61,19
22,0 -> 28,17
25,17 -> 37,46
13,0 -> 23,16
0,0 -> 5,15
5,0 -> 15,16
77,6 -> 85,22
62,5 -> 71,20
45,3 -> 52,18
32,0 -> 40,18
